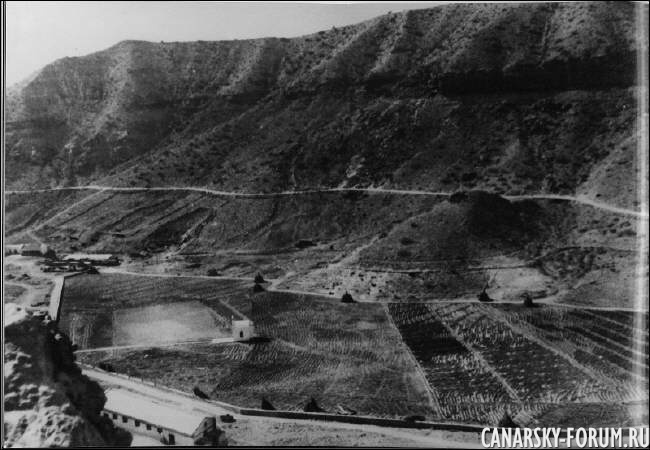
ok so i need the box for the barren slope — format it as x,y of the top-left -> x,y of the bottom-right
4,2 -> 647,308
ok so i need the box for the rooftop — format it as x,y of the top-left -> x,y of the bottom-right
63,253 -> 116,260
232,319 -> 253,326
104,388 -> 208,436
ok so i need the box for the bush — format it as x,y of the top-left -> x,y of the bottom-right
397,249 -> 412,258
261,397 -> 275,410
304,397 -> 325,413
404,414 -> 426,422
478,290 -> 493,302
341,291 -> 355,303
193,386 -> 210,399
522,292 -> 534,308
497,412 -> 518,428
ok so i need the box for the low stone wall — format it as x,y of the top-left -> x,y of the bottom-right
48,277 -> 65,320
238,407 -> 485,432
79,363 -> 484,433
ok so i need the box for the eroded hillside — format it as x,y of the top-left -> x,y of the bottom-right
4,2 -> 647,308
6,3 -> 641,203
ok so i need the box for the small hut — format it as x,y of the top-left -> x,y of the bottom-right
232,320 -> 255,341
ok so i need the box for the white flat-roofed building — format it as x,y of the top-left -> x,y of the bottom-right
4,244 -> 24,255
62,253 -> 119,265
232,319 -> 255,341
102,388 -> 222,446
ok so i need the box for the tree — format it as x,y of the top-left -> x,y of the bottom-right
478,289 -> 493,302
522,292 -> 534,308
304,397 -> 325,413
497,411 -> 518,428
261,397 -> 275,410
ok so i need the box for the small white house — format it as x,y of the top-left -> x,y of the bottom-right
232,319 -> 255,341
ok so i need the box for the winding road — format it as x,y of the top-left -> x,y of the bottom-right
6,185 -> 648,218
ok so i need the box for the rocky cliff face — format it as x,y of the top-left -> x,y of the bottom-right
5,2 -> 641,204
3,304 -> 131,447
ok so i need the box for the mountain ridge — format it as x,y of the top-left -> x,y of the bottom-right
5,2 -> 640,196
4,1 -> 646,308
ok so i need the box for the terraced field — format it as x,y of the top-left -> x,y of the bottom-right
388,303 -> 515,424
65,273 -> 647,426
78,290 -> 435,418
491,304 -> 649,400
388,302 -> 648,426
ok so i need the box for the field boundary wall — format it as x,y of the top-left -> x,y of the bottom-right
51,272 -> 85,321
79,363 -> 485,432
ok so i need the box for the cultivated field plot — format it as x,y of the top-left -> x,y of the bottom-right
79,291 -> 435,419
388,302 -> 648,426
59,273 -> 249,349
490,304 -> 649,399
71,274 -> 647,426
388,303 -> 515,424
113,301 -> 228,346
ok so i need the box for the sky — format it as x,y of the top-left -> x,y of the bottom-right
5,1 -> 447,86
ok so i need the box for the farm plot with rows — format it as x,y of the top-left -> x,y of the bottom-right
79,291 -> 435,419
387,302 -> 646,426
434,303 -> 612,403
59,273 -> 249,349
490,304 -> 649,401
388,303 -> 516,424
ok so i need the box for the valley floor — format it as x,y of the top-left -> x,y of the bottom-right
4,185 -> 648,442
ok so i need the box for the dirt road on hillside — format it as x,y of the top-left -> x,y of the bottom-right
7,185 -> 648,218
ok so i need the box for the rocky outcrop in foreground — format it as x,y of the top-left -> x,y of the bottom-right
3,304 -> 131,447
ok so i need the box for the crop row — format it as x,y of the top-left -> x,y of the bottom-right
436,303 -> 615,402
63,273 -> 250,309
491,304 -> 648,395
388,302 -> 516,424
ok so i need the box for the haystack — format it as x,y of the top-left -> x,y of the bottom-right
304,397 -> 325,413
261,397 -> 275,410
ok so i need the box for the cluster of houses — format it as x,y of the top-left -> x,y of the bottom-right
5,243 -> 120,272
7,242 -> 262,446
4,243 -> 56,258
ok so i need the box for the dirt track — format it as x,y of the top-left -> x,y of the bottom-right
6,185 -> 648,218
